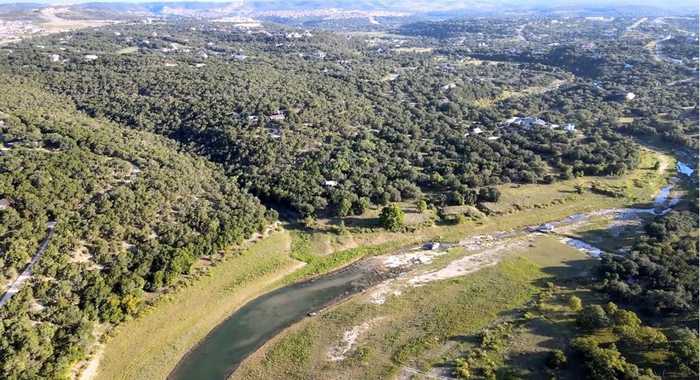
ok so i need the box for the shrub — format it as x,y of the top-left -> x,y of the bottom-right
576,305 -> 609,330
568,295 -> 583,312
379,204 -> 405,231
546,349 -> 567,369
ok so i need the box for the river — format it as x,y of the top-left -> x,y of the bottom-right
168,261 -> 392,380
170,165 -> 689,379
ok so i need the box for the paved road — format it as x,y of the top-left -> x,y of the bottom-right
0,222 -> 56,307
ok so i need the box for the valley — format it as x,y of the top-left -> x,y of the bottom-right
0,3 -> 696,380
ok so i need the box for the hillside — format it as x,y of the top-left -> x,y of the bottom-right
0,75 -> 270,379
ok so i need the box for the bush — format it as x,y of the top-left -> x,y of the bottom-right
576,305 -> 609,330
546,349 -> 567,369
379,204 -> 405,231
568,295 -> 582,312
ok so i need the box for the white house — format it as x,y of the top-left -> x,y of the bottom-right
323,180 -> 338,187
625,92 -> 636,101
83,55 -> 98,61
564,123 -> 576,132
269,111 -> 285,121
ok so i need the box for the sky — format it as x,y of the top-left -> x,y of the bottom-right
1,0 -> 697,11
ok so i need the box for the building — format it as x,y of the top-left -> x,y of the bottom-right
323,180 -> 338,187
536,223 -> 555,233
564,123 -> 576,132
504,116 -> 548,129
269,111 -> 285,121
83,54 -> 98,61
49,54 -> 60,62
625,92 -> 636,101
0,198 -> 9,210
471,127 -> 484,134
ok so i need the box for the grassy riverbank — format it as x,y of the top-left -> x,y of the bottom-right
93,149 -> 674,380
232,236 -> 593,379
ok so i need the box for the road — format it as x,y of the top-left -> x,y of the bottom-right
0,222 -> 56,307
626,17 -> 648,32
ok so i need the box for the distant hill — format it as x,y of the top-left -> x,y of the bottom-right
1,0 -> 695,22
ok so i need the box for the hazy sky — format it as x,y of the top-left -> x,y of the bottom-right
2,0 -> 697,11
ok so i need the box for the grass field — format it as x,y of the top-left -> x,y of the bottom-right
232,236 -> 593,379
92,149 -> 675,380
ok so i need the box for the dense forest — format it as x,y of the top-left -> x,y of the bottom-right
1,22 -> 643,217
0,76 -> 270,378
600,211 -> 698,316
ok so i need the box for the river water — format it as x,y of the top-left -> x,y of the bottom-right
168,262 -> 388,380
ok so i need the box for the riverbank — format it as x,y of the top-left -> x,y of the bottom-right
231,151 -> 684,379
91,149 -> 675,379
232,236 -> 593,379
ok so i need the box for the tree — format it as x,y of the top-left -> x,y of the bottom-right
352,197 -> 370,215
478,187 -> 501,202
577,305 -> 609,330
546,349 -> 567,369
669,328 -> 699,377
337,198 -> 352,217
448,191 -> 465,206
379,204 -> 405,231
568,295 -> 582,312
417,199 -> 428,213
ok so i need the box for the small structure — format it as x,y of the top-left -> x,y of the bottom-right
269,111 -> 285,121
536,223 -> 555,233
0,198 -> 10,210
233,54 -> 247,61
83,54 -> 98,61
471,127 -> 484,134
625,92 -> 636,101
49,54 -> 60,62
504,116 -> 548,129
564,123 -> 576,132
424,242 -> 441,250
323,180 -> 338,187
